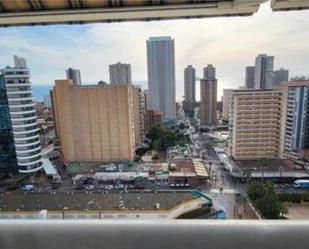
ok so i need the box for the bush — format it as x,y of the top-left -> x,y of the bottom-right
278,193 -> 309,203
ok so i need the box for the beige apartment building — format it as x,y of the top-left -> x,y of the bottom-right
132,85 -> 144,147
229,89 -> 286,160
52,80 -> 142,163
200,79 -> 217,125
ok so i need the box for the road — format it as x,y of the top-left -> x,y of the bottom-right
190,130 -> 247,218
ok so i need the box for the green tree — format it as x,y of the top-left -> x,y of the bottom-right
146,124 -> 176,150
244,168 -> 253,184
255,191 -> 283,219
247,181 -> 286,219
247,182 -> 264,201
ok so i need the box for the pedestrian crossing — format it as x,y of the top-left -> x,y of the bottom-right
209,188 -> 241,194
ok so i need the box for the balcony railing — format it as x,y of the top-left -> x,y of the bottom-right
0,220 -> 308,249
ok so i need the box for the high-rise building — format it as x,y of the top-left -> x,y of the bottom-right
254,54 -> 274,89
184,65 -> 196,103
183,65 -> 196,117
147,36 -> 176,120
66,68 -> 82,86
280,81 -> 309,153
274,68 -> 289,86
222,89 -> 233,121
132,85 -> 144,147
0,74 -> 17,173
245,66 -> 255,89
229,89 -> 286,160
52,80 -> 142,162
1,56 -> 42,173
142,89 -> 149,110
109,62 -> 132,85
200,64 -> 217,125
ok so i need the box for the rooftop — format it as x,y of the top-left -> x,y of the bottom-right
0,192 -> 196,212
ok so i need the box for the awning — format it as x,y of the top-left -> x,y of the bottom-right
0,0 -> 267,27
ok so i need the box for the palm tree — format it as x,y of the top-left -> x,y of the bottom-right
244,168 -> 253,184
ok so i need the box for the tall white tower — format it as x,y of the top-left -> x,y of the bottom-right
1,56 -> 42,173
147,36 -> 176,120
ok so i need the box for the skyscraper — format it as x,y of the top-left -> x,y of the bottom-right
66,68 -> 82,85
183,65 -> 196,117
222,89 -> 233,121
184,65 -> 196,103
245,66 -> 255,89
147,36 -> 176,120
274,68 -> 289,86
254,54 -> 274,89
109,62 -> 132,85
1,56 -> 42,173
200,64 -> 217,125
280,81 -> 309,153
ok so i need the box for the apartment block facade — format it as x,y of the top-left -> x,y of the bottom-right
52,80 -> 141,162
109,62 -> 132,85
222,89 -> 233,121
200,64 -> 217,125
132,85 -> 144,147
280,81 -> 309,153
229,89 -> 286,160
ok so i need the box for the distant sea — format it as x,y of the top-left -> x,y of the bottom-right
32,85 -> 53,101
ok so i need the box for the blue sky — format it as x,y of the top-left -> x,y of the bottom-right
0,1 -> 309,101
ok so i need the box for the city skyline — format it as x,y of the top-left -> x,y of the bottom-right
0,2 -> 309,101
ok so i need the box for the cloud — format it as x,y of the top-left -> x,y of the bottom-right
0,2 -> 309,101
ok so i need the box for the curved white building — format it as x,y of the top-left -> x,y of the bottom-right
1,56 -> 42,173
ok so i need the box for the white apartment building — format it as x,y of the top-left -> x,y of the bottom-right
1,56 -> 42,173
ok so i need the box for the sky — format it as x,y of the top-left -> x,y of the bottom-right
0,2 -> 309,101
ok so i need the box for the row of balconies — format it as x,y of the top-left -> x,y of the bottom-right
14,143 -> 41,152
236,125 -> 280,129
234,148 -> 278,153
